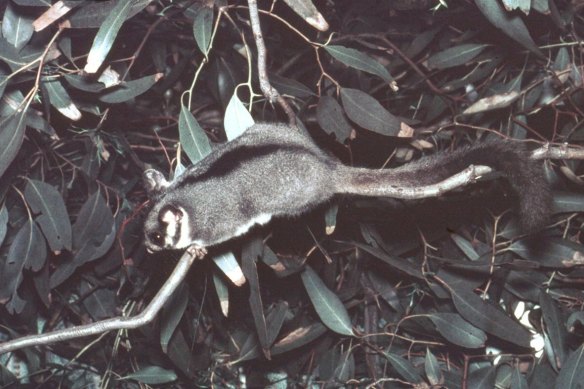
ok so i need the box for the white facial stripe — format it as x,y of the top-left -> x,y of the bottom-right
174,210 -> 193,249
234,213 -> 272,237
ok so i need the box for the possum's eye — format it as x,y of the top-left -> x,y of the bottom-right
149,231 -> 164,246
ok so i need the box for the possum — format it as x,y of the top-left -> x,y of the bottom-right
143,123 -> 550,256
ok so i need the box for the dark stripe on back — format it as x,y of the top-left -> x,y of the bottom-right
175,144 -> 324,189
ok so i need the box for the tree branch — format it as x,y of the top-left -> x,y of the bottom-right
247,0 -> 296,126
0,248 -> 199,355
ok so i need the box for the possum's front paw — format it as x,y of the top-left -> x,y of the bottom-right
187,245 -> 208,259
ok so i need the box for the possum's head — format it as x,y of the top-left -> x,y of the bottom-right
143,169 -> 194,252
143,202 -> 193,252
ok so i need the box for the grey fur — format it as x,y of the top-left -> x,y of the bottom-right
143,123 -> 550,252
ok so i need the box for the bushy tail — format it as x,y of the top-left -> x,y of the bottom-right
334,140 -> 551,232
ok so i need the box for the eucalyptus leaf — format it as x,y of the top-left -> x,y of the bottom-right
84,0 -> 135,73
442,272 -> 531,347
0,220 -> 47,313
282,0 -> 328,31
242,240 -> 269,355
468,366 -> 497,389
383,352 -> 423,383
24,179 -> 72,253
178,103 -> 212,163
224,93 -> 254,140
0,206 -> 8,247
50,191 -> 115,287
0,109 -> 27,179
425,348 -> 443,386
271,322 -> 327,356
340,88 -> 400,136
193,6 -> 213,55
2,2 -> 34,50
316,96 -> 352,141
122,366 -> 178,385
554,344 -> 584,389
540,291 -> 567,367
265,301 -> 288,347
160,283 -> 188,353
301,266 -> 354,336
43,77 -> 82,121
325,45 -> 393,83
426,44 -> 490,70
502,0 -> 531,14
213,272 -> 229,316
99,73 -> 162,103
269,73 -> 315,98
64,74 -> 108,93
474,0 -> 543,57
429,313 -> 487,348
69,0 -> 149,28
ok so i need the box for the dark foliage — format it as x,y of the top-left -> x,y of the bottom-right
0,0 -> 583,387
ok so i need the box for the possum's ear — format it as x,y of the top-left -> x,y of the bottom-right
143,169 -> 170,197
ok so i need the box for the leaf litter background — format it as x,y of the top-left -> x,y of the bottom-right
0,0 -> 583,387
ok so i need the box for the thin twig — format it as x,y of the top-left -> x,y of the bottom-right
247,0 -> 296,126
0,249 -> 198,354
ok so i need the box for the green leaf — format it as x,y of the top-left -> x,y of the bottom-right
99,73 -> 161,103
316,96 -> 352,141
64,74 -> 108,93
2,2 -> 34,50
193,6 -> 213,55
469,366 -> 497,389
69,0 -> 149,29
554,344 -> 584,389
212,272 -> 229,316
511,366 -> 529,389
224,93 -> 254,140
269,73 -> 315,98
272,322 -> 327,356
340,88 -> 400,136
24,179 -> 72,253
426,44 -> 490,70
428,313 -> 487,348
0,108 -> 27,179
43,78 -> 82,121
84,0 -> 135,73
122,366 -> 177,385
462,91 -> 520,115
442,273 -> 531,347
50,191 -> 116,288
281,0 -> 329,31
474,0 -> 543,57
502,0 -> 531,14
265,301 -> 288,347
540,291 -> 567,368
425,348 -> 443,386
0,206 -> 7,247
178,103 -> 212,163
160,283 -> 188,353
0,35 -> 29,71
553,193 -> 584,213
509,237 -> 584,267
0,220 -> 47,313
242,239 -> 269,355
383,352 -> 423,383
300,266 -> 354,336
325,45 -> 393,83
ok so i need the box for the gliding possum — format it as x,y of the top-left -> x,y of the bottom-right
143,123 -> 550,254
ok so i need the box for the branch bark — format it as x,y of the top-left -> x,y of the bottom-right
247,0 -> 296,126
0,248 -> 199,355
